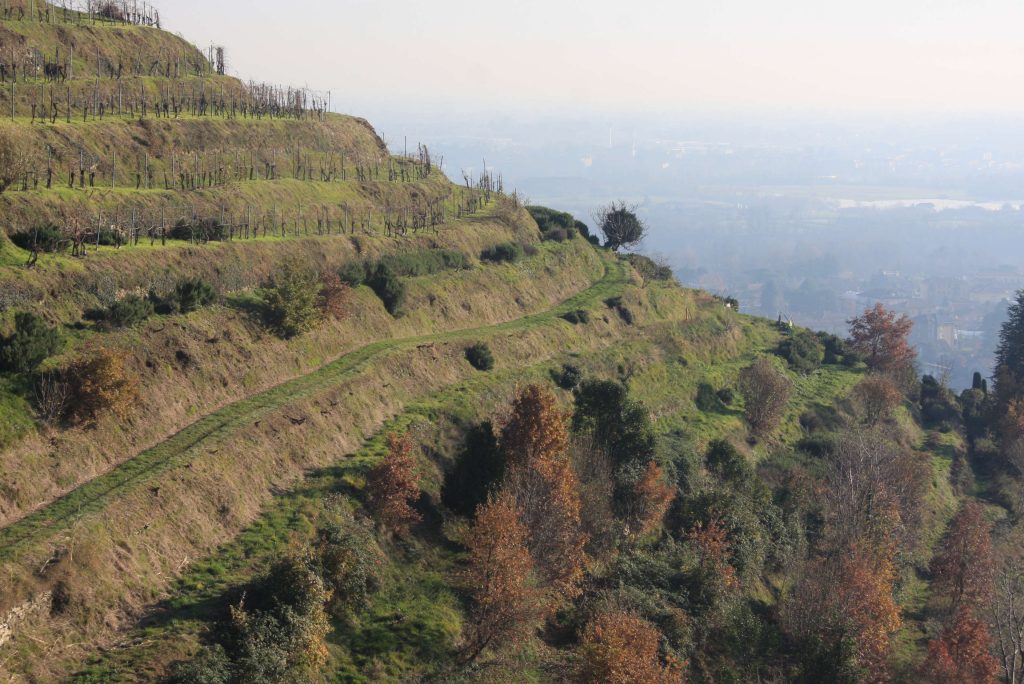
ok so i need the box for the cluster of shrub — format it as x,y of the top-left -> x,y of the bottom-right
526,206 -> 601,245
0,274 -> 225,430
87,278 -> 218,330
695,382 -> 735,413
339,248 -> 470,316
167,518 -> 382,684
479,241 -> 539,264
775,328 -> 861,374
624,253 -> 674,282
12,224 -> 122,252
435,375 -> 802,681
0,312 -> 139,425
465,341 -> 494,371
561,309 -> 590,325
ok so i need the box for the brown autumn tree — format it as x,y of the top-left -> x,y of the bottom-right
631,460 -> 675,538
500,384 -> 587,600
365,433 -> 422,535
460,491 -> 546,664
500,383 -> 570,469
930,502 -> 994,616
687,518 -> 740,594
842,546 -> 902,681
738,357 -> 792,436
578,610 -> 685,684
852,374 -> 904,425
921,609 -> 1000,684
66,347 -> 140,422
569,436 -> 617,561
318,272 -> 350,320
999,398 -> 1024,453
847,303 -> 917,374
783,544 -> 901,683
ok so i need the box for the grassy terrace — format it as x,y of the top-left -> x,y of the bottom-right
0,256 -> 628,564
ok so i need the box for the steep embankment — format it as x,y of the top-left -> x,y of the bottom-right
66,276 -> 875,682
0,4 -> 561,677
0,212 -> 574,523
0,246 -> 630,679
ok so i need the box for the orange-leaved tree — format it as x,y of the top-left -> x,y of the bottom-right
687,518 -> 740,595
318,272 -> 351,320
852,374 -> 904,425
921,609 -> 1000,684
365,433 -> 422,535
847,303 -> 916,374
500,384 -> 587,601
839,545 -> 902,682
782,543 -> 902,683
930,501 -> 994,616
631,460 -> 675,538
67,347 -> 140,422
579,610 -> 685,684
460,491 -> 546,664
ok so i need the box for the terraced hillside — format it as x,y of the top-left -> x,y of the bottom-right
0,3 -> 580,675
0,4 -> 992,684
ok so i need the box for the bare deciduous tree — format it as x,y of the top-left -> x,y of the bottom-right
825,428 -> 929,554
33,373 -> 70,425
737,357 -> 792,436
0,127 -> 32,194
992,536 -> 1024,684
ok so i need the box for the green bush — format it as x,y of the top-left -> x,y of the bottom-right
778,330 -> 824,373
96,228 -> 120,247
717,387 -> 735,405
542,227 -> 570,242
10,224 -> 63,253
554,363 -> 584,390
625,254 -> 674,281
465,342 -> 494,371
605,296 -> 635,325
263,261 -> 323,338
527,205 -> 582,242
0,312 -> 62,373
338,261 -> 368,286
705,439 -> 751,484
105,295 -> 154,328
695,383 -> 724,412
562,309 -> 591,325
163,278 -> 217,314
441,422 -> 505,516
920,375 -> 962,429
366,262 -> 406,315
480,242 -> 524,263
378,248 -> 469,277
315,520 -> 381,616
170,218 -> 228,242
165,645 -> 232,684
572,379 -> 657,511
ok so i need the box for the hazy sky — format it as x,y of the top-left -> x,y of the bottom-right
164,0 -> 1024,115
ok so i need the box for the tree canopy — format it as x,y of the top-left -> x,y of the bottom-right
595,201 -> 646,251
